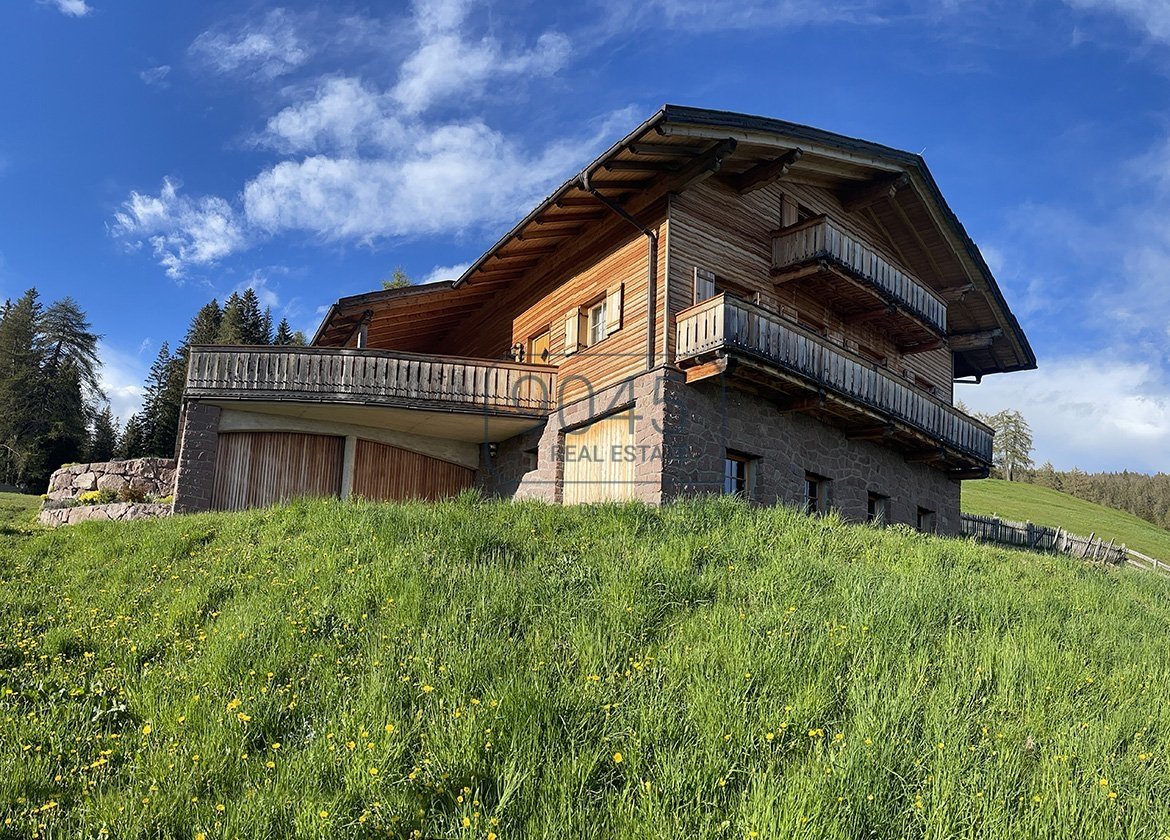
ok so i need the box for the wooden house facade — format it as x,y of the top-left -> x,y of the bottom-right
173,106 -> 1034,534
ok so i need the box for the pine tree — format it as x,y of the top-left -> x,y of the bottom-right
137,343 -> 185,458
116,413 -> 147,459
87,405 -> 119,462
273,318 -> 296,345
381,267 -> 411,290
989,409 -> 1034,481
184,300 -> 222,347
239,289 -> 269,345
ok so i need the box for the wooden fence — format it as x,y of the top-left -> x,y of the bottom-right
960,513 -> 1170,575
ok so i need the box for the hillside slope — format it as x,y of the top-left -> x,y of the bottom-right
2,498 -> 1170,839
963,478 -> 1170,563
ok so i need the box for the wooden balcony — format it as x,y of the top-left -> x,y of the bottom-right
676,295 -> 991,473
185,346 -> 557,442
772,216 -> 947,348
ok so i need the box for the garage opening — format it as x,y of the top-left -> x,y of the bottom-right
352,439 -> 473,502
212,431 -> 343,511
562,409 -> 638,504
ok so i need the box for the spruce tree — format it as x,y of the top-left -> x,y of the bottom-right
88,405 -> 119,462
217,293 -> 246,345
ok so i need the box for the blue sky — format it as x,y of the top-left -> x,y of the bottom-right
2,0 -> 1169,472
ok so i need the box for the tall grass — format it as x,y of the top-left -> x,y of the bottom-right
2,496 -> 1169,838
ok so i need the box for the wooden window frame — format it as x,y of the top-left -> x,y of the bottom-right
804,471 -> 828,515
723,451 -> 755,498
867,492 -> 889,526
585,298 -> 608,348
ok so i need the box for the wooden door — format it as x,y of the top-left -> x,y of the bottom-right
562,409 -> 638,504
352,439 -> 473,502
212,432 -> 343,511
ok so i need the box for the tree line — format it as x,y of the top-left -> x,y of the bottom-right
0,287 -> 303,492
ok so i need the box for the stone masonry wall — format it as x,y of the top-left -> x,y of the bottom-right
660,369 -> 962,533
44,457 -> 176,502
172,402 -> 222,514
39,503 -> 172,528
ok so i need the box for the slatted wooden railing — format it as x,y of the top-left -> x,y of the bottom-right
185,346 -> 558,415
676,294 -> 991,463
961,513 -> 1132,565
773,216 -> 948,333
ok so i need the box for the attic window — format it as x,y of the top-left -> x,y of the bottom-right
586,299 -> 607,347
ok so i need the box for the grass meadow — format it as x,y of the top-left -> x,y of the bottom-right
2,494 -> 1170,838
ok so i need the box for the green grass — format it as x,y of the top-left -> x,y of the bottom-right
2,496 -> 1170,839
0,491 -> 40,529
963,479 -> 1170,563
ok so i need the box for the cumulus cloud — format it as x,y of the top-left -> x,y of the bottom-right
419,262 -> 471,284
44,0 -> 91,17
190,8 -> 310,80
958,359 -> 1170,473
111,178 -> 246,279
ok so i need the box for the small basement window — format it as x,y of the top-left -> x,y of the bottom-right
524,446 -> 539,472
867,492 -> 889,525
804,472 -> 828,515
724,451 -> 755,497
917,507 -> 937,533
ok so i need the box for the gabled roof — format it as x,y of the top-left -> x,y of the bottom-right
319,105 -> 1035,378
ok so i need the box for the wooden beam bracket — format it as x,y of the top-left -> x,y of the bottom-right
950,328 -> 1003,352
730,148 -> 803,194
841,171 -> 910,213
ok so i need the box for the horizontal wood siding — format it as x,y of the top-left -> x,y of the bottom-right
668,179 -> 954,402
446,213 -> 667,408
676,295 -> 991,463
186,347 -> 556,415
563,410 -> 638,504
212,431 -> 343,511
352,439 -> 473,501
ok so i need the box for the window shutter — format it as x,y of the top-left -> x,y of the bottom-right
605,284 -> 623,334
694,267 -> 716,304
563,309 -> 581,356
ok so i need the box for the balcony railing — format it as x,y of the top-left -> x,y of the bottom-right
676,294 -> 991,464
772,216 -> 947,335
185,346 -> 557,416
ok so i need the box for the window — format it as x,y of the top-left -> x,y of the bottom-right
524,446 -> 539,472
917,507 -> 937,533
586,300 -> 607,347
804,472 -> 828,515
724,452 -> 754,497
867,493 -> 889,525
528,329 -> 550,364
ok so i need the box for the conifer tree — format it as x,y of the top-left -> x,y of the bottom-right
87,405 -> 119,462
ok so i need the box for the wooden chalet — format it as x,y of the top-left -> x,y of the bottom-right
173,105 -> 1034,533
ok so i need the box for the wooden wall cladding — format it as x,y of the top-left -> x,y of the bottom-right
562,409 -> 638,504
212,432 -> 343,512
352,438 -> 473,502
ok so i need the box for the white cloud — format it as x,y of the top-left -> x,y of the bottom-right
958,360 -> 1170,473
258,77 -> 404,155
1063,0 -> 1170,42
44,0 -> 91,18
139,65 -> 171,88
111,177 -> 246,279
392,29 -> 570,115
97,342 -> 146,425
419,262 -> 471,284
190,8 -> 310,80
600,0 -> 884,31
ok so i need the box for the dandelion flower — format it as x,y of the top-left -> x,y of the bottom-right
141,724 -> 151,735
613,752 -> 623,764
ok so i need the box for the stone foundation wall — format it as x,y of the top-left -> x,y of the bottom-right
660,370 -> 962,533
38,503 -> 171,528
44,457 -> 176,502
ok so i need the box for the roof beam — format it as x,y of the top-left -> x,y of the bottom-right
842,172 -> 910,213
579,179 -> 653,191
730,148 -> 803,194
905,446 -> 946,464
846,423 -> 894,441
517,227 -> 582,240
534,211 -> 606,225
778,392 -> 825,414
843,304 -> 896,325
627,142 -> 708,157
899,338 -> 944,355
493,246 -> 558,260
941,282 -> 976,302
950,328 -> 1003,352
604,160 -> 680,172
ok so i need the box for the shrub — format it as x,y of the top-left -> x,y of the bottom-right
117,485 -> 147,504
77,489 -> 117,506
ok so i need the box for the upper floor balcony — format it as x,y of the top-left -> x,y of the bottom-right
772,216 -> 947,349
676,294 -> 991,473
185,346 -> 558,442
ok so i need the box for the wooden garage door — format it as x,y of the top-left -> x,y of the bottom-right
212,432 -> 343,511
563,409 -> 638,504
352,439 -> 473,502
